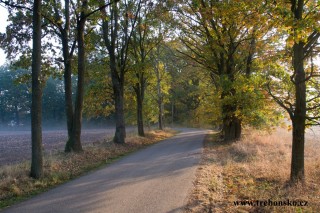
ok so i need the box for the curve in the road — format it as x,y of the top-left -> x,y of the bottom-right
1,128 -> 208,213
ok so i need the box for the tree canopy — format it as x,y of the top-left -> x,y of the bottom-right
0,0 -> 319,183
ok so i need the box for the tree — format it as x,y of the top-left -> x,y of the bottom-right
177,0 -> 268,141
150,44 -> 172,130
100,0 -> 141,143
83,59 -> 114,119
65,0 -> 115,151
42,77 -> 65,123
43,0 -> 116,151
42,0 -> 116,151
129,0 -> 169,136
64,0 -> 89,152
266,0 -> 320,183
0,66 -> 31,126
30,0 -> 43,179
0,0 -> 77,145
0,0 -> 115,152
44,0 -> 77,143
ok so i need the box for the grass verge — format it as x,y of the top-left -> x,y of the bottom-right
186,129 -> 320,213
0,129 -> 176,210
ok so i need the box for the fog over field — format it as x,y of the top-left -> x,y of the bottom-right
1,124 -> 319,167
0,126 -> 136,166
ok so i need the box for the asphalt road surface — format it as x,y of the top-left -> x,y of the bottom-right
1,128 -> 208,213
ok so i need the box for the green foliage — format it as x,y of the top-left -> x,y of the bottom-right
176,68 -> 283,129
125,57 -> 172,126
42,78 -> 65,122
175,0 -> 282,130
0,65 -> 67,126
232,74 -> 283,129
0,66 -> 30,125
83,60 -> 114,118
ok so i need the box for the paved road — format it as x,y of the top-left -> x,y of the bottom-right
1,129 -> 208,213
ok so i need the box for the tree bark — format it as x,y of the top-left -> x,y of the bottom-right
291,118 -> 305,183
156,65 -> 163,130
111,66 -> 126,144
221,86 -> 242,141
51,0 -> 75,151
65,1 -> 87,152
62,0 -> 74,142
289,0 -> 306,184
158,99 -> 163,130
134,81 -> 145,137
101,2 -> 127,144
30,0 -> 43,179
223,115 -> 241,141
63,32 -> 75,152
290,41 -> 306,183
63,44 -> 74,141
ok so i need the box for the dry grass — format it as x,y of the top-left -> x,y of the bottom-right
0,129 -> 176,209
186,128 -> 320,213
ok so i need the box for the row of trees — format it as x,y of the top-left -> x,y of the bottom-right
0,0 -> 203,178
0,0 -> 319,184
175,0 -> 320,183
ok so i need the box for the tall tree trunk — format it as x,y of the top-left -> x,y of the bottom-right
30,0 -> 43,179
63,53 -> 74,140
101,0 -> 142,143
134,82 -> 145,137
66,1 -> 87,152
291,118 -> 305,182
63,33 -> 75,152
289,0 -> 306,184
63,0 -> 73,140
158,99 -> 163,130
70,19 -> 85,152
290,41 -> 306,183
134,69 -> 146,137
171,101 -> 174,127
53,0 -> 75,151
101,2 -> 127,144
156,67 -> 163,130
111,65 -> 126,144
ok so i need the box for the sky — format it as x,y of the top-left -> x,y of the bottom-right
0,5 -> 8,66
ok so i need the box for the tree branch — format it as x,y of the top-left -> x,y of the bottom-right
266,81 -> 294,119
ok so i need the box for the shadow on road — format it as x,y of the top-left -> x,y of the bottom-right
1,129 -> 209,213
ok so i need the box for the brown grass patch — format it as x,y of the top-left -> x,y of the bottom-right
0,129 -> 176,209
186,128 -> 320,213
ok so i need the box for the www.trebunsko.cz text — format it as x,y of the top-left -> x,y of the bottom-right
234,199 -> 308,207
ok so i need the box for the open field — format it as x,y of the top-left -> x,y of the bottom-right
0,127 -> 136,166
186,128 -> 320,213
